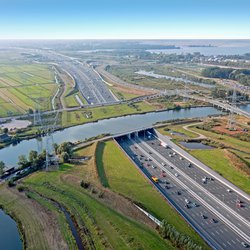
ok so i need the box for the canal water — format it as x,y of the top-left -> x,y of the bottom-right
0,210 -> 22,250
0,106 -> 223,167
179,142 -> 214,150
135,70 -> 215,88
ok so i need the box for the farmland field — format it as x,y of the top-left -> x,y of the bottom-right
0,62 -> 57,117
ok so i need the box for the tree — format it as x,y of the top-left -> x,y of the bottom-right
0,161 -> 5,175
3,128 -> 8,134
60,152 -> 70,163
12,134 -> 20,144
18,155 -> 29,169
29,150 -> 38,163
28,108 -> 34,114
57,142 -> 72,156
53,143 -> 59,154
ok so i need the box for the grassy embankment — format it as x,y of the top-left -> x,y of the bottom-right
96,140 -> 209,249
61,101 -> 155,127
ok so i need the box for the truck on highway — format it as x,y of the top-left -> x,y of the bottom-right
151,176 -> 159,183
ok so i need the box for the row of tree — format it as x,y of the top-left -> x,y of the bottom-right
160,220 -> 202,250
17,142 -> 74,170
202,67 -> 250,86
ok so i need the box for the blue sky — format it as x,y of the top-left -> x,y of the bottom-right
1,0 -> 250,39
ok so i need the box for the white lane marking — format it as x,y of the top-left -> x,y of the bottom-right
133,138 -> 250,243
140,138 -> 250,229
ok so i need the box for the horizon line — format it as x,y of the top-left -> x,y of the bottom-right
0,38 -> 250,41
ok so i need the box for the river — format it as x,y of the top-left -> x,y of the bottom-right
0,106 -> 223,167
0,210 -> 22,250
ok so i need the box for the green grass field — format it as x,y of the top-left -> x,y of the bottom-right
97,140 -> 208,249
61,101 -> 155,127
190,149 -> 250,194
109,86 -> 141,100
191,127 -> 250,154
157,124 -> 198,139
0,63 -> 57,116
20,144 -> 173,249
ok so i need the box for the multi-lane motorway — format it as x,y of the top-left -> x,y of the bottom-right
31,49 -> 118,105
116,130 -> 250,249
62,60 -> 117,105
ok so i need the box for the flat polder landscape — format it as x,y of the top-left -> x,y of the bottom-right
0,1 -> 250,249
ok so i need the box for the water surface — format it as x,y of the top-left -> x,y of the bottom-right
0,210 -> 22,250
0,107 -> 222,166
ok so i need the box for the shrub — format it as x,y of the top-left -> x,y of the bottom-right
80,180 -> 90,189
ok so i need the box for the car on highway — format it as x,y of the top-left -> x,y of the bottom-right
175,173 -> 179,177
161,172 -> 166,177
210,218 -> 217,223
201,214 -> 207,219
152,165 -> 156,169
241,242 -> 249,248
227,189 -> 232,193
185,199 -> 190,204
237,203 -> 243,208
151,176 -> 159,183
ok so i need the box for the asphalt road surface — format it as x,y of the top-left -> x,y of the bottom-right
32,50 -> 118,105
62,60 -> 117,105
115,131 -> 250,250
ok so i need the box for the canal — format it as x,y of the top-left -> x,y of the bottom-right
0,106 -> 223,166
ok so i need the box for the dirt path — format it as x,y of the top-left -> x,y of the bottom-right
182,122 -> 207,140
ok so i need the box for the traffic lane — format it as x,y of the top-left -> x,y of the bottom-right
69,66 -> 105,104
145,137 -> 250,219
155,143 -> 250,211
157,142 -> 250,219
62,62 -> 116,104
136,138 -> 250,235
119,139 -> 245,249
135,137 -> 250,239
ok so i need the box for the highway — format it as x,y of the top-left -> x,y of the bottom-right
115,130 -> 250,249
62,60 -> 116,104
38,51 -> 118,105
